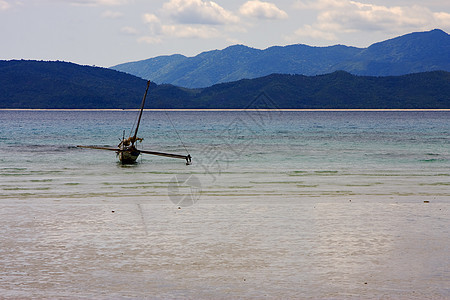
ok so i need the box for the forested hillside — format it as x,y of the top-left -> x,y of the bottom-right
1,60 -> 449,109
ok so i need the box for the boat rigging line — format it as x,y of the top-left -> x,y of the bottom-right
163,109 -> 191,158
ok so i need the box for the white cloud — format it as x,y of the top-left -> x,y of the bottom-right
140,1 -> 233,43
143,13 -> 160,24
101,10 -> 123,18
433,12 -> 450,28
161,24 -> 220,39
293,0 -> 450,38
142,13 -> 163,36
139,0 -> 289,44
292,24 -> 337,41
239,0 -> 288,20
162,0 -> 239,25
293,0 -> 346,10
121,26 -> 138,35
69,0 -> 131,6
0,0 -> 11,10
142,25 -> 221,42
138,36 -> 162,44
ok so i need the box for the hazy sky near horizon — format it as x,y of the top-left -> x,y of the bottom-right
1,0 -> 449,67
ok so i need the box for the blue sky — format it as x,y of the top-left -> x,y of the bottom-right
1,0 -> 449,67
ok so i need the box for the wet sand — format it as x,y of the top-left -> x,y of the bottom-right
0,197 -> 448,299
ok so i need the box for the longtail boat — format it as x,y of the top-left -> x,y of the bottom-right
77,80 -> 192,165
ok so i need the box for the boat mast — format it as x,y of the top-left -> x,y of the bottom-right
131,80 -> 151,145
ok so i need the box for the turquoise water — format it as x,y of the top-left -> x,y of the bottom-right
0,110 -> 449,298
1,110 -> 449,202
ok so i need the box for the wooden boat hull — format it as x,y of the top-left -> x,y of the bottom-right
118,149 -> 140,164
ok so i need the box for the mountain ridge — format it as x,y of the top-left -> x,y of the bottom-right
111,29 -> 450,88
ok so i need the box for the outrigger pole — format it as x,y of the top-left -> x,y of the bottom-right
140,150 -> 192,163
77,79 -> 192,165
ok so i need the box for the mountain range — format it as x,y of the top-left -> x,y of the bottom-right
111,29 -> 450,88
1,59 -> 448,109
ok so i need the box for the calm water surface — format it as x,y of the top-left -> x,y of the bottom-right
0,110 -> 449,298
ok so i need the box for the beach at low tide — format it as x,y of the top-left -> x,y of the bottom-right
0,110 -> 449,298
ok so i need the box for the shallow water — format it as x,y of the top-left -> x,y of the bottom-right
0,110 -> 449,298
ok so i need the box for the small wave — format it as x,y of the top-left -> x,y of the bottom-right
250,181 -> 300,184
9,144 -> 78,153
3,187 -> 51,191
30,179 -> 53,182
287,171 -> 307,176
419,158 -> 445,163
297,184 -> 319,188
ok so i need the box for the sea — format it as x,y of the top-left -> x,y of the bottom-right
0,109 -> 449,299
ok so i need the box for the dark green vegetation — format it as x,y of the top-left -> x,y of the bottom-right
111,29 -> 450,88
0,60 -> 150,108
191,71 -> 450,109
1,59 -> 449,109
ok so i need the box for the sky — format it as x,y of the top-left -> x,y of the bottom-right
1,0 -> 449,67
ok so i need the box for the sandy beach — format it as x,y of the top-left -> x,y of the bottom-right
1,110 -> 448,298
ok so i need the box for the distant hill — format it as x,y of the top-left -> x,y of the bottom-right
0,60 -> 148,108
186,71 -> 450,109
111,29 -> 450,88
1,60 -> 449,109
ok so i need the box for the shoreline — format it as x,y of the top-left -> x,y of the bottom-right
1,108 -> 450,112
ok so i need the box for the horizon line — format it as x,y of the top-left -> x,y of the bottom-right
1,108 -> 449,112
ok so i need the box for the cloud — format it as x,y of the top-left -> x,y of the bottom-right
138,36 -> 162,44
161,24 -> 220,39
101,10 -> 123,18
162,0 -> 239,25
239,0 -> 288,20
69,0 -> 131,6
139,0 -> 246,43
293,0 -> 345,10
142,13 -> 163,36
292,24 -> 337,41
0,0 -> 11,10
143,13 -> 160,24
434,12 -> 450,28
139,24 -> 222,42
121,26 -> 138,35
293,0 -> 450,38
